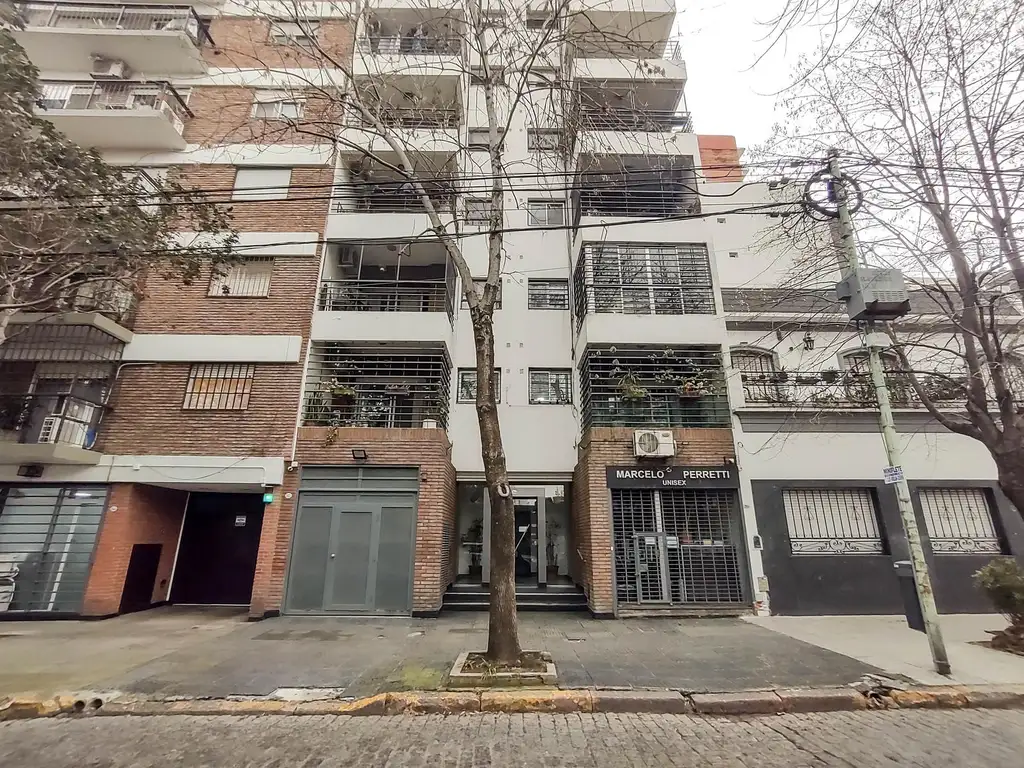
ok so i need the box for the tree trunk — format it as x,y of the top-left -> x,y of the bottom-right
994,443 -> 1024,524
470,309 -> 521,664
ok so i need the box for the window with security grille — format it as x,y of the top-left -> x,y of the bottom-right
732,348 -> 782,404
527,200 -> 565,227
529,369 -> 571,404
183,364 -> 254,410
467,128 -> 504,150
611,488 -> 744,605
919,488 -> 1003,554
528,279 -> 568,309
457,369 -> 501,403
527,129 -> 561,150
783,488 -> 885,554
208,258 -> 274,297
582,243 -> 715,316
464,198 -> 489,225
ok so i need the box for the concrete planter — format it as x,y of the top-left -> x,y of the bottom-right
447,651 -> 557,688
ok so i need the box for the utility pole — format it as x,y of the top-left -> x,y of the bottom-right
824,149 -> 952,677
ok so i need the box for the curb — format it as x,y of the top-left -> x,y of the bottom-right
4,685 -> 1024,721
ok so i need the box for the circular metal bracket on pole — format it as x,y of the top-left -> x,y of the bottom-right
802,167 -> 865,219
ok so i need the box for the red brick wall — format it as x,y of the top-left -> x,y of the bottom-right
83,484 -> 187,616
697,135 -> 745,181
182,88 -> 341,147
204,18 -> 354,70
572,427 -> 737,615
249,427 -> 456,617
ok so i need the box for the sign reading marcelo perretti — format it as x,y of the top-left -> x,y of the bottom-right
605,465 -> 739,489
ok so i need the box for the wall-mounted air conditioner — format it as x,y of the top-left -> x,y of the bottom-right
90,57 -> 131,80
633,429 -> 675,458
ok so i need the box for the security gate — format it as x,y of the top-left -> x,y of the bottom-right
612,487 -> 746,606
284,467 -> 418,615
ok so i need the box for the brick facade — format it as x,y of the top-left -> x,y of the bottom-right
571,427 -> 737,616
182,87 -> 341,147
248,427 -> 457,618
82,484 -> 187,616
204,18 -> 354,70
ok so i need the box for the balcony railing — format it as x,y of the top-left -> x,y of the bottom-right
318,280 -> 455,321
574,284 -> 716,320
579,109 -> 692,132
38,80 -> 192,127
739,370 -> 966,410
576,187 -> 701,218
19,2 -> 213,48
332,185 -> 456,214
347,108 -> 461,129
0,394 -> 106,450
357,34 -> 462,55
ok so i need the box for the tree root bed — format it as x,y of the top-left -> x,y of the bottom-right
461,651 -> 550,674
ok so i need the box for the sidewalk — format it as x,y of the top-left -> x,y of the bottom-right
745,614 -> 1024,686
2,608 -> 877,699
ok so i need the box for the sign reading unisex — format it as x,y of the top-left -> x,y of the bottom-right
606,465 -> 739,489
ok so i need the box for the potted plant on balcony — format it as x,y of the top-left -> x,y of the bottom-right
770,368 -> 790,384
820,368 -> 840,383
675,375 -> 710,399
616,371 -> 648,401
327,379 -> 357,404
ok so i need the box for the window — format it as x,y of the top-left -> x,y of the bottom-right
457,368 -> 501,403
588,243 -> 715,315
527,129 -> 561,151
208,257 -> 274,297
528,279 -> 568,309
251,91 -> 304,120
464,197 -> 490,225
461,278 -> 502,309
731,349 -> 782,404
526,15 -> 553,31
183,364 -> 254,410
232,167 -> 291,201
270,20 -> 319,44
470,67 -> 505,86
527,199 -> 565,227
467,127 -> 504,151
920,488 -> 1003,554
529,369 -> 571,404
782,489 -> 884,555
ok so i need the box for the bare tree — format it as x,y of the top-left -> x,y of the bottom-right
219,0 -> 690,662
0,29 -> 237,342
762,0 -> 1024,514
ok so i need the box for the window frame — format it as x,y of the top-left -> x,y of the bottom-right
467,127 -> 504,151
183,363 -> 255,410
588,242 -> 715,315
528,279 -> 569,309
919,487 -> 1004,554
527,199 -> 565,227
782,488 -> 886,555
251,91 -> 305,120
231,167 -> 292,201
269,19 -> 320,45
208,257 -> 275,298
463,197 -> 490,225
527,129 -> 562,151
457,368 -> 501,403
529,368 -> 572,404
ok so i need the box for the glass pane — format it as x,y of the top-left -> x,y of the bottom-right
456,484 -> 485,579
374,506 -> 414,611
286,502 -> 332,611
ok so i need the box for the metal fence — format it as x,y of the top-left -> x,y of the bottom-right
20,2 -> 212,47
578,345 -> 730,429
346,107 -> 461,129
357,34 -> 462,55
919,488 -> 1003,554
579,109 -> 692,132
575,171 -> 701,218
303,343 -> 452,429
738,370 -> 965,409
0,394 -> 106,450
318,280 -> 454,321
332,181 -> 456,214
38,80 -> 192,131
782,488 -> 885,555
611,488 -> 745,606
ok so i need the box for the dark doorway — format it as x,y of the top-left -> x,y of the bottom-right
513,496 -> 539,582
119,544 -> 162,614
170,493 -> 264,605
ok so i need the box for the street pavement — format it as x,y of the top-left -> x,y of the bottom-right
0,608 -> 880,698
3,710 -> 1024,766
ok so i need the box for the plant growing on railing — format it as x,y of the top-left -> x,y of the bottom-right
616,371 -> 649,401
809,389 -> 841,406
794,373 -> 822,386
920,374 -> 964,403
326,380 -> 358,400
820,368 -> 840,384
771,368 -> 790,384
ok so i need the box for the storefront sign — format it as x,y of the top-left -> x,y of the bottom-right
605,465 -> 739,489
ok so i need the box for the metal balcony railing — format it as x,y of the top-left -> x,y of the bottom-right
332,185 -> 456,214
37,80 -> 192,129
19,2 -> 213,48
739,370 -> 966,409
347,107 -> 461,129
318,280 -> 455,321
0,394 -> 106,450
358,34 -> 462,55
576,187 -> 701,218
579,109 -> 692,132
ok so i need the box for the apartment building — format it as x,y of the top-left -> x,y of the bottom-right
1,0 -> 347,616
713,179 -> 1024,616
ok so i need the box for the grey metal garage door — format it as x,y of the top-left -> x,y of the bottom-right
284,467 -> 418,615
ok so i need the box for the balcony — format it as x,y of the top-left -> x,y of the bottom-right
0,394 -> 107,465
339,105 -> 462,155
578,345 -> 730,430
579,109 -> 692,133
37,80 -> 191,150
738,370 -> 965,411
302,343 -> 452,429
312,242 -> 455,347
353,13 -> 464,77
15,2 -> 211,75
574,166 -> 701,218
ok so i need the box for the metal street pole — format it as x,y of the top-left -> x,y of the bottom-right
826,150 -> 951,677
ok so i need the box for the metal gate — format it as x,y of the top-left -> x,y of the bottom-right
612,488 -> 746,606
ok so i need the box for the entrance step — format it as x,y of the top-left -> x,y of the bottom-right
442,582 -> 589,612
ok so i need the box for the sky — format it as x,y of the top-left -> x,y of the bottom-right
676,1 -> 821,151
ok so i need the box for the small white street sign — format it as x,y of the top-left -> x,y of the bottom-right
883,466 -> 904,485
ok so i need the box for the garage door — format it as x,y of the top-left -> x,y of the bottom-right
285,493 -> 416,615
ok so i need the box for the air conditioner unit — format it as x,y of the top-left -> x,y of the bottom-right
633,429 -> 675,458
90,57 -> 131,80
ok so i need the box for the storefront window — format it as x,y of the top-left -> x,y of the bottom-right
456,483 -> 485,581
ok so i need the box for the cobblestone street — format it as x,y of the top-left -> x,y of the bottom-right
3,710 -> 1024,766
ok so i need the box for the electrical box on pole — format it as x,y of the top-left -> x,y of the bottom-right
835,268 -> 911,322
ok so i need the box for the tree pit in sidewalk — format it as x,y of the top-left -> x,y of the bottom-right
985,624 -> 1024,656
447,651 -> 557,688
